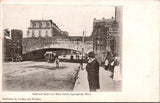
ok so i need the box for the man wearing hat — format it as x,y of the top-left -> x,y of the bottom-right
86,51 -> 100,92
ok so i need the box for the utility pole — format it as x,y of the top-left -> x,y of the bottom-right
84,27 -> 87,36
81,30 -> 85,70
42,8 -> 44,20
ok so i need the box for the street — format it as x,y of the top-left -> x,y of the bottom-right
3,61 -> 122,92
3,61 -> 80,91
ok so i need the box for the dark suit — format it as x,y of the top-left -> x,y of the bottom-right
86,59 -> 100,92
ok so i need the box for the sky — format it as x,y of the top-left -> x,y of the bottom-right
2,5 -> 115,37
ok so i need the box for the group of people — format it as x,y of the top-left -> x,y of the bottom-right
104,51 -> 121,80
85,51 -> 122,92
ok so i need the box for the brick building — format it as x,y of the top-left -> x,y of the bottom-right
91,6 -> 122,63
92,17 -> 115,54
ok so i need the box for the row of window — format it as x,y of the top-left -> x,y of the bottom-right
31,22 -> 51,28
27,30 -> 52,37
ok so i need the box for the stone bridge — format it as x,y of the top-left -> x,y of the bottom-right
22,36 -> 93,59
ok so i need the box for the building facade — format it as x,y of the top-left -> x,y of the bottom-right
3,29 -> 23,61
24,19 -> 93,56
91,6 -> 121,63
92,17 -> 115,54
27,20 -> 68,37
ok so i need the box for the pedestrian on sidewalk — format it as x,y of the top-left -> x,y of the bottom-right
113,57 -> 122,81
86,51 -> 100,92
104,51 -> 114,78
110,55 -> 120,79
104,51 -> 114,71
104,56 -> 110,70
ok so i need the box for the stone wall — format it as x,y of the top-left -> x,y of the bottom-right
22,36 -> 93,54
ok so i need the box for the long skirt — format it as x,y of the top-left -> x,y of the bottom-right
113,66 -> 122,81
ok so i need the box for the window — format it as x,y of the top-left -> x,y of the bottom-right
39,22 -> 42,28
47,22 -> 50,27
46,30 -> 48,35
45,30 -> 48,37
27,30 -> 30,37
98,28 -> 101,32
32,31 -> 35,37
97,40 -> 100,44
33,22 -> 36,27
17,40 -> 20,43
39,30 -> 41,37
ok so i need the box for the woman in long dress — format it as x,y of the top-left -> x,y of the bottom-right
113,57 -> 122,81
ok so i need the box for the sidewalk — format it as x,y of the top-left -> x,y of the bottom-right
73,66 -> 90,92
73,66 -> 122,92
